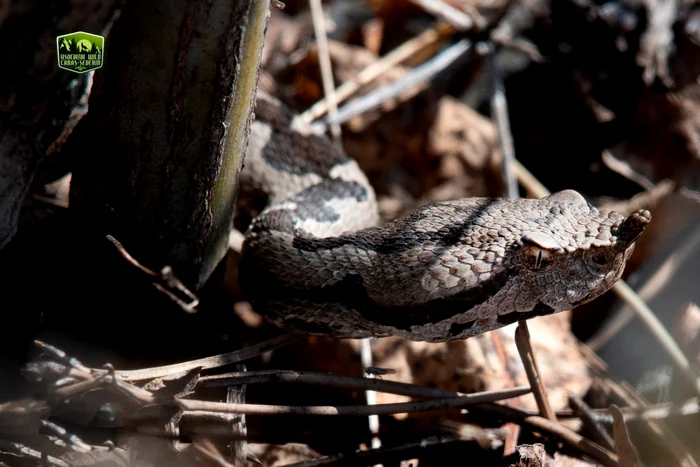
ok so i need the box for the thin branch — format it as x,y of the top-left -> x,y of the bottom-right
408,0 -> 475,31
311,38 -> 473,133
0,440 -> 70,467
487,37 -> 556,424
487,44 -> 519,199
199,369 -> 459,399
33,340 -> 93,375
98,334 -> 301,380
515,324 -> 557,421
513,158 -> 700,398
470,403 -> 619,467
569,394 -> 615,450
178,386 -> 531,416
360,338 -> 382,449
284,436 -> 473,467
308,0 -> 341,143
106,235 -> 199,313
299,25 -> 450,124
588,397 -> 700,424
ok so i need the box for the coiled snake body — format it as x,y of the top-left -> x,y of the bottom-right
239,94 -> 650,342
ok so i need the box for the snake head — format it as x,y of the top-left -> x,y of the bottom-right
514,192 -> 651,313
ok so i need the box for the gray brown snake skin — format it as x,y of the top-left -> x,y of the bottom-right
238,93 -> 651,343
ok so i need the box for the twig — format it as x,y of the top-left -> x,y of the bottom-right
603,378 -> 697,467
192,440 -> 235,467
487,44 -> 518,199
569,394 -> 615,450
106,235 -> 199,313
308,0 -> 341,143
199,369 -> 459,399
513,159 -> 700,398
360,338 -> 382,449
470,403 -> 619,467
33,340 -> 92,374
0,440 -> 70,467
311,38 -> 473,133
299,24 -> 450,123
487,35 -> 556,424
39,420 -> 93,453
228,364 -> 247,465
515,324 -> 557,421
284,436 -> 472,467
100,334 -> 301,380
591,397 -> 700,423
408,0 -> 475,31
178,386 -> 531,416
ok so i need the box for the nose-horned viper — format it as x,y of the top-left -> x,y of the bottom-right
238,93 -> 650,343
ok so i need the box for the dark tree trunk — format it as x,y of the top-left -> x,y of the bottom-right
68,0 -> 269,289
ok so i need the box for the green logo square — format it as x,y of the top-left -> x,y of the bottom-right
56,31 -> 105,73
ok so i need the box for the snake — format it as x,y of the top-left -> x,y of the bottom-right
238,93 -> 651,343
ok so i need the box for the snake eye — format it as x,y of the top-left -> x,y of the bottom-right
520,232 -> 559,272
522,245 -> 554,271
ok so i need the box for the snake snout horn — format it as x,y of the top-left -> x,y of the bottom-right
614,209 -> 652,250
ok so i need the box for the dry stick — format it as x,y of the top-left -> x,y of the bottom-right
311,38 -> 473,133
471,403 -> 619,467
106,235 -> 199,313
97,334 -> 301,381
569,394 -> 615,450
605,379 -> 697,467
227,364 -> 247,465
487,43 -> 557,422
408,0 -> 475,31
590,397 -> 700,423
0,440 -> 70,467
308,0 -> 341,143
284,436 -> 469,467
177,386 -> 531,416
299,24 -> 450,124
34,340 -> 92,374
360,338 -> 382,450
514,325 -> 557,421
200,369 -> 460,399
514,160 -> 700,399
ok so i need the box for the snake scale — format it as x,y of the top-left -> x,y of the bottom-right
238,93 -> 651,343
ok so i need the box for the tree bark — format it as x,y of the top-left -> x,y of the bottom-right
68,0 -> 269,288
